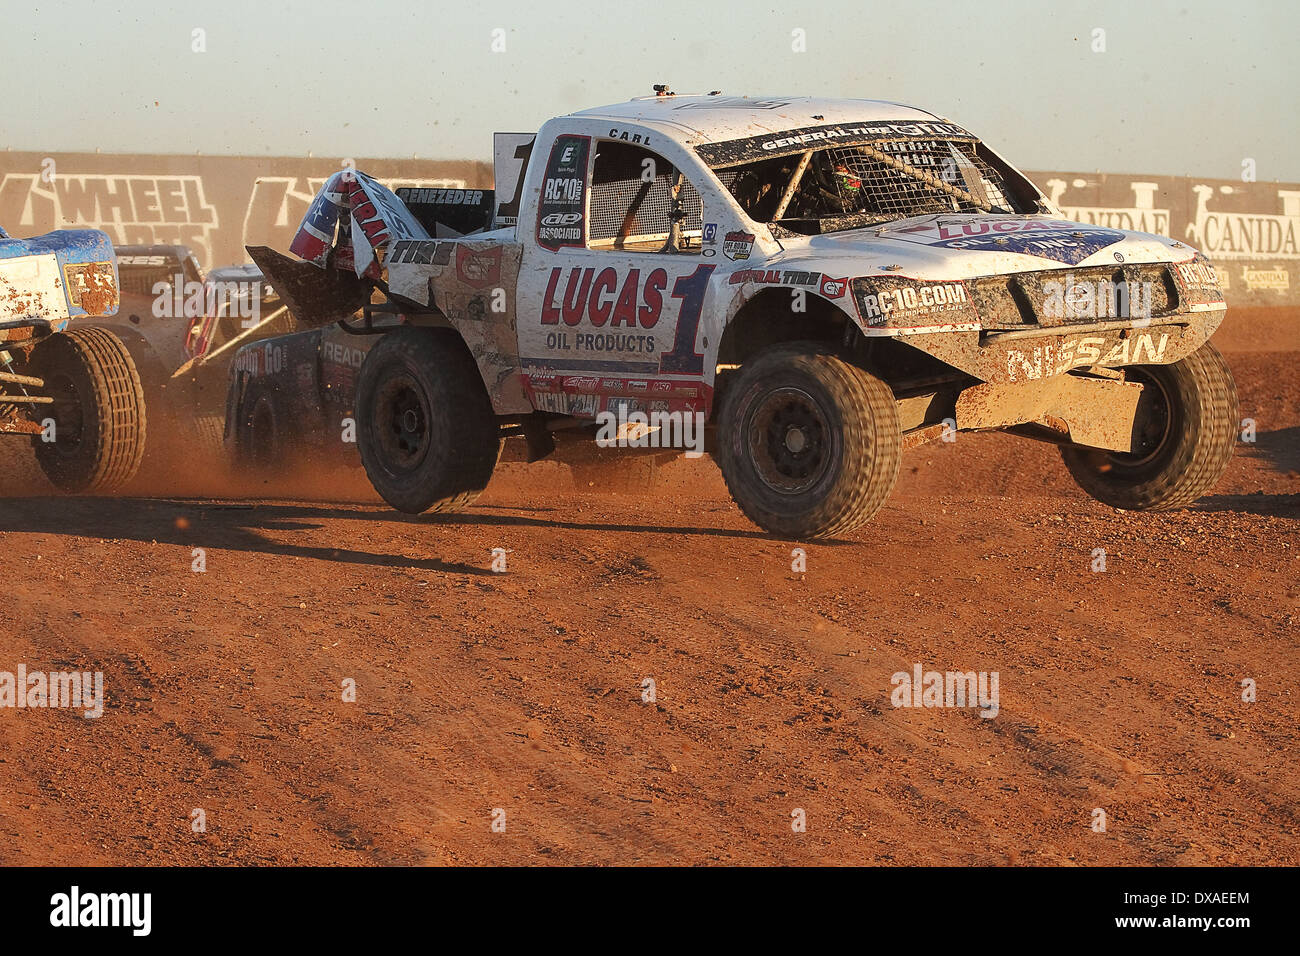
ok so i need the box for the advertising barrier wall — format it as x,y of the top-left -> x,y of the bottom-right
0,151 -> 1296,308
1038,171 -> 1299,308
0,152 -> 491,273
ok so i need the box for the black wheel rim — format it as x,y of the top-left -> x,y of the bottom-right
373,373 -> 432,474
1106,368 -> 1174,471
746,386 -> 833,494
44,371 -> 86,458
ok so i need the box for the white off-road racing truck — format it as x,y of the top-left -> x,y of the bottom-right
244,91 -> 1235,539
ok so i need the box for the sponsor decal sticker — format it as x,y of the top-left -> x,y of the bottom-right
696,120 -> 975,164
537,135 -> 590,251
455,245 -> 503,288
387,239 -> 452,265
61,261 -> 116,310
857,280 -> 969,326
728,268 -> 821,286
115,254 -> 172,267
606,128 -> 653,146
675,97 -> 792,110
398,187 -> 486,206
819,275 -> 847,299
322,339 -> 367,368
722,230 -> 754,261
1175,260 -> 1218,287
886,216 -> 1127,266
540,266 -> 666,328
1005,332 -> 1169,382
1171,256 -> 1226,304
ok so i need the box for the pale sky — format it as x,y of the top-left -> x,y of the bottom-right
4,0 -> 1297,180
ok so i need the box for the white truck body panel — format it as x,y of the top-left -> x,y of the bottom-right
0,253 -> 68,325
268,93 -> 1227,420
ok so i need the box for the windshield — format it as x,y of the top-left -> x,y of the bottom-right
705,135 -> 1041,236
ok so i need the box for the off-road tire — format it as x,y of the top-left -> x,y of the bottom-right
189,413 -> 227,466
30,327 -> 147,493
1061,341 -> 1238,510
355,327 -> 500,514
232,390 -> 283,478
717,343 -> 901,539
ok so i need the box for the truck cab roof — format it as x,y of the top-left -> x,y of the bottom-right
567,94 -> 947,144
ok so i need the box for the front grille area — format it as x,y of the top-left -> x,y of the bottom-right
972,264 -> 1179,329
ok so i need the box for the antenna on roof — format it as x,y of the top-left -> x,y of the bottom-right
653,84 -> 674,97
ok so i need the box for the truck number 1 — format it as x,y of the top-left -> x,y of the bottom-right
659,265 -> 715,375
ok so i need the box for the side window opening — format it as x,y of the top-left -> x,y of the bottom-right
588,141 -> 703,254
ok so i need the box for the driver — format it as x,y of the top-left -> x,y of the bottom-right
793,156 -> 866,218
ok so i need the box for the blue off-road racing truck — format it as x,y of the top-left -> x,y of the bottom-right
0,226 -> 146,492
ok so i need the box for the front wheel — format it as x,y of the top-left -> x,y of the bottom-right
1061,342 -> 1238,510
29,327 -> 147,493
355,328 -> 501,514
716,343 -> 901,539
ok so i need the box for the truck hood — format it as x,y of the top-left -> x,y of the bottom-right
771,213 -> 1199,280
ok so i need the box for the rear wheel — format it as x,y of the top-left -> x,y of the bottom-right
355,328 -> 500,514
29,327 -> 147,493
717,343 -> 901,539
1061,342 -> 1237,510
233,392 -> 282,477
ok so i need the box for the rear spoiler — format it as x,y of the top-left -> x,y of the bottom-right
169,244 -> 366,380
241,170 -> 501,333
244,245 -> 371,330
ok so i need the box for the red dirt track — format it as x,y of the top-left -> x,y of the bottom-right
0,325 -> 1296,865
